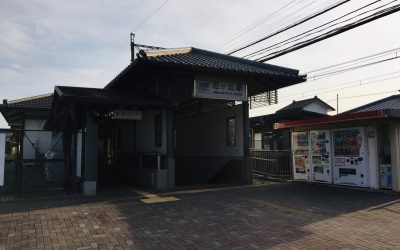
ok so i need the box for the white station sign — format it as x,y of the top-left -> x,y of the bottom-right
112,110 -> 142,120
193,78 -> 247,101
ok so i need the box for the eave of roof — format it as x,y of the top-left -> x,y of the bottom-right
7,93 -> 52,105
55,86 -> 171,107
251,110 -> 328,124
274,109 -> 391,129
0,93 -> 53,110
0,93 -> 53,124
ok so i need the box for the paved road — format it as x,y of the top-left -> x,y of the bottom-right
1,182 -> 400,249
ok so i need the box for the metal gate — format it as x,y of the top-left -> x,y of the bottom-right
0,129 -> 66,194
251,150 -> 292,177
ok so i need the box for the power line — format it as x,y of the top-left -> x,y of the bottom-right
279,70 -> 400,99
243,0 -> 385,59
307,54 -> 400,80
227,0 -> 350,55
95,0 -> 171,84
305,46 -> 400,75
283,73 -> 400,101
278,74 -> 400,104
251,88 -> 400,113
225,0 -> 329,53
213,0 -> 300,50
221,0 -> 325,52
132,0 -> 171,31
256,3 -> 400,62
231,0 -> 339,53
325,89 -> 400,103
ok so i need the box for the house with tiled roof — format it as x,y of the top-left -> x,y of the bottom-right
250,96 -> 334,150
274,93 -> 400,192
0,93 -> 53,129
0,93 -> 65,193
277,96 -> 335,115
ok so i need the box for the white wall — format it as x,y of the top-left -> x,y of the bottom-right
23,119 -> 51,159
390,121 -> 400,191
367,125 -> 378,189
135,110 -> 166,154
174,105 -> 243,157
304,102 -> 328,115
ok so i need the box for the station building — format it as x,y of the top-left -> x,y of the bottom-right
0,47 -> 306,195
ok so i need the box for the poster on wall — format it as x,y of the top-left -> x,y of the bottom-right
0,133 -> 6,186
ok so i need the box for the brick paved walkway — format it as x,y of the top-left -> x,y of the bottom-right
1,182 -> 400,249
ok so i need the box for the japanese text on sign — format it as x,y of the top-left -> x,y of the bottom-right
194,79 -> 247,101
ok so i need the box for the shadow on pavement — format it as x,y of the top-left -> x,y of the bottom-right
1,182 -> 400,248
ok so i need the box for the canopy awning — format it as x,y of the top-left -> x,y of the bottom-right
45,86 -> 171,130
273,109 -> 396,129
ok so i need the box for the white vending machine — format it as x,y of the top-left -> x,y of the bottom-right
310,130 -> 332,183
292,132 -> 311,181
332,127 -> 368,187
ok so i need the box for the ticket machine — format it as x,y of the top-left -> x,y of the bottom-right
310,130 -> 332,183
332,127 -> 368,187
292,132 -> 311,181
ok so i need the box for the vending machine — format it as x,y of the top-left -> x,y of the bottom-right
310,130 -> 332,183
292,132 -> 310,181
332,127 -> 368,187
379,164 -> 392,189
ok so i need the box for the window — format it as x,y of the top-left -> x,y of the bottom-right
226,117 -> 236,146
155,113 -> 162,147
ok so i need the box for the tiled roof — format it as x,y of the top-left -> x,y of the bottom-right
6,93 -> 53,109
277,96 -> 335,112
345,94 -> 400,113
141,47 -> 301,77
106,47 -> 306,89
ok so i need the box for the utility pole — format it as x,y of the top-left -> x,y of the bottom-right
336,93 -> 339,114
130,33 -> 135,62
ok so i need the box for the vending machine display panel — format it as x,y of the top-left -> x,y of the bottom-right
332,127 -> 368,187
292,132 -> 310,181
310,130 -> 332,183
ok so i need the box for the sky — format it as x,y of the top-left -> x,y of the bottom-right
0,0 -> 399,128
